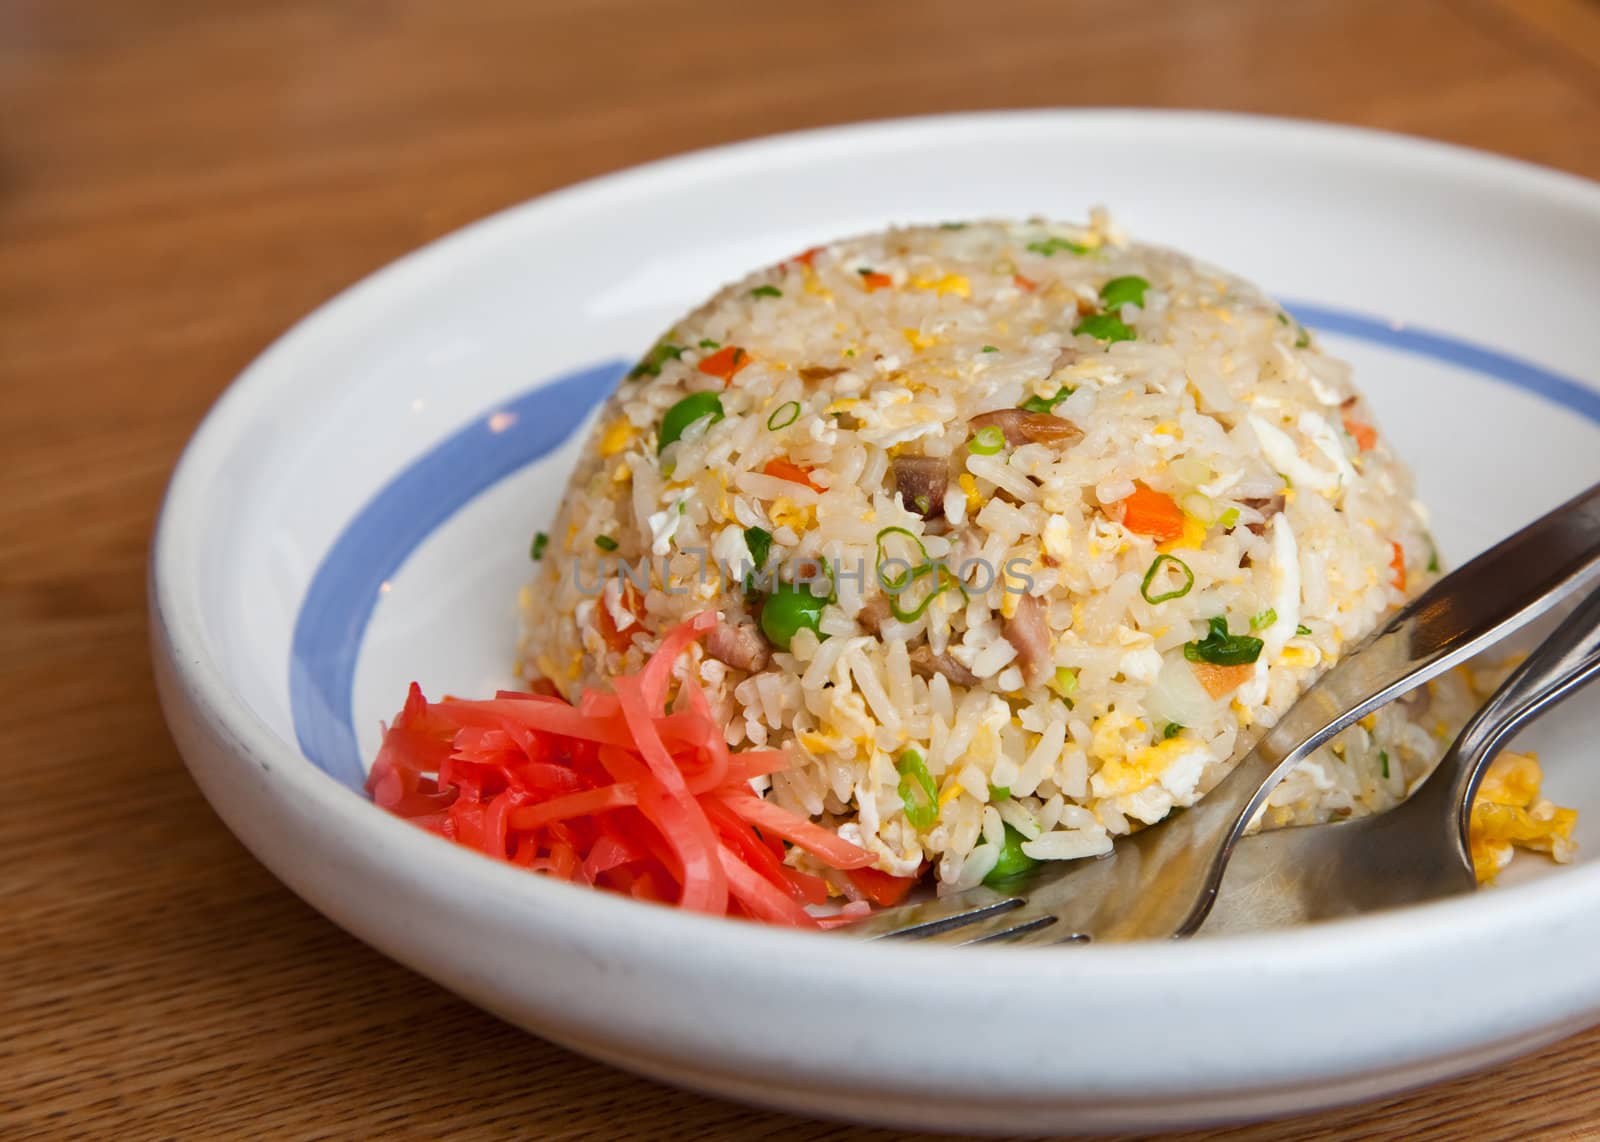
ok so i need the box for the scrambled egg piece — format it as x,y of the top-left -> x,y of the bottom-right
958,473 -> 982,513
1157,514 -> 1207,553
1469,751 -> 1578,883
768,496 -> 815,532
910,272 -> 971,297
598,418 -> 637,457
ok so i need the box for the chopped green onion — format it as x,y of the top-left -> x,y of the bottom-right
912,494 -> 931,514
1073,313 -> 1136,342
1250,608 -> 1278,631
1050,667 -> 1078,699
844,348 -> 856,357
594,534 -> 619,552
743,526 -> 772,572
874,526 -> 925,592
889,559 -> 960,614
1296,624 -> 1313,636
981,345 -> 999,353
1025,236 -> 1090,257
1140,554 -> 1194,604
896,749 -> 939,830
1098,275 -> 1150,310
657,391 -> 725,452
766,400 -> 801,430
1019,385 -> 1073,413
1427,543 -> 1440,573
1277,310 -> 1311,347
750,285 -> 782,298
1379,750 -> 1391,779
968,425 -> 1006,454
1183,616 -> 1265,666
529,531 -> 548,561
1218,507 -> 1241,529
698,338 -> 721,349
759,582 -> 828,651
856,267 -> 875,277
988,784 -> 1011,801
983,824 -> 1039,884
1163,722 -> 1184,740
628,341 -> 683,379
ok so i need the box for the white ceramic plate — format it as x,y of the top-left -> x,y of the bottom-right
152,112 -> 1600,1134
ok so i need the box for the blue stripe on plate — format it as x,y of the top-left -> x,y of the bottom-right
290,310 -> 1600,788
289,359 -> 628,788
1284,302 -> 1600,425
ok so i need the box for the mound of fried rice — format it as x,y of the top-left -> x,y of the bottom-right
517,213 -> 1476,890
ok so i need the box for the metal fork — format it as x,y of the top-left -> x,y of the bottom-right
851,482 -> 1600,945
1200,585 -> 1600,935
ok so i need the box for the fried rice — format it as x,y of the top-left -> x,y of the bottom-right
517,213 -> 1476,890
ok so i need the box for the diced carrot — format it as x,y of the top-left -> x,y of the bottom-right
1192,661 -> 1254,699
1344,415 -> 1378,452
842,866 -> 920,907
1117,483 -> 1186,542
1013,273 -> 1038,292
762,457 -> 820,491
697,345 -> 751,384
1391,541 -> 1406,591
594,580 -> 644,654
860,271 -> 893,292
790,246 -> 823,268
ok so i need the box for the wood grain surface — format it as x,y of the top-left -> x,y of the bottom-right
5,2 -> 1600,1138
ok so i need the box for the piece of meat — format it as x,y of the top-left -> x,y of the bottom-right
705,620 -> 770,673
1242,494 -> 1286,537
1192,661 -> 1254,699
799,365 -> 846,382
856,595 -> 892,635
1002,593 -> 1052,684
891,455 -> 947,517
908,644 -> 981,688
969,408 -> 1082,448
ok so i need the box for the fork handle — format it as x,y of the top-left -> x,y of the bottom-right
1173,480 -> 1600,934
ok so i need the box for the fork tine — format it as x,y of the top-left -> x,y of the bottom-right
851,886 -> 1023,940
919,903 -> 1091,946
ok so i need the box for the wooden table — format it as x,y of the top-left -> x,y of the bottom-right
7,2 -> 1600,1138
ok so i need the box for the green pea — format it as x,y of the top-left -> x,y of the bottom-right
759,582 -> 828,650
983,824 -> 1040,885
1073,313 -> 1136,343
657,391 -> 725,452
1098,275 -> 1150,311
